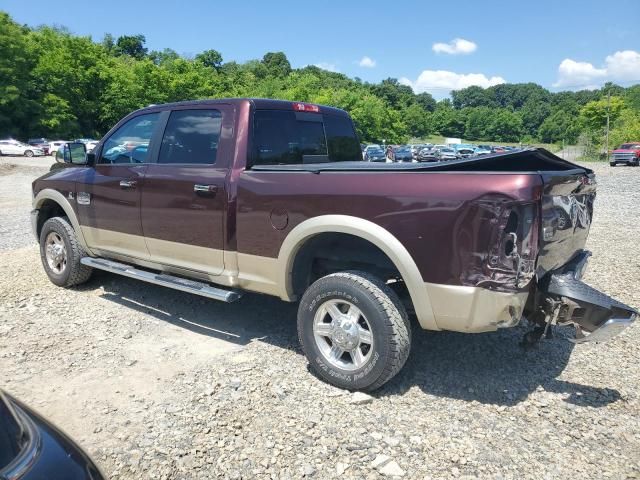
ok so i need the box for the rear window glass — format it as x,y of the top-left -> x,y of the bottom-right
252,110 -> 360,166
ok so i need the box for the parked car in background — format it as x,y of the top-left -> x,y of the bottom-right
0,139 -> 45,157
456,147 -> 475,158
610,142 -> 640,166
27,138 -> 50,155
416,147 -> 438,162
392,146 -> 413,162
491,146 -> 507,154
364,146 -> 386,162
85,140 -> 99,152
474,146 -> 491,155
49,140 -> 70,154
436,147 -> 458,160
0,390 -> 105,479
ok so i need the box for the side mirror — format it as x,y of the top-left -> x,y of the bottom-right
63,142 -> 88,165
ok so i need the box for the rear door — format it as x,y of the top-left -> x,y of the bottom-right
77,112 -> 161,259
140,105 -> 234,275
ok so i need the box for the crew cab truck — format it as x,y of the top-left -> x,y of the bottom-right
610,142 -> 640,166
31,99 -> 637,391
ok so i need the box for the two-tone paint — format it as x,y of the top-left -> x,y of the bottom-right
32,99 -> 601,334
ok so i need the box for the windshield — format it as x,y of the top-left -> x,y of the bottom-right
368,148 -> 384,154
442,148 -> 455,153
619,143 -> 640,149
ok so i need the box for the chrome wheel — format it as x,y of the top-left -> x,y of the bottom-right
313,299 -> 374,371
45,232 -> 67,274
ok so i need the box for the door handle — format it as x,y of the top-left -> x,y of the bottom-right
119,179 -> 137,189
194,184 -> 218,195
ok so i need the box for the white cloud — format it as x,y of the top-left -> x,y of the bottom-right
358,56 -> 376,68
553,50 -> 640,89
313,62 -> 339,72
400,70 -> 506,96
605,50 -> 640,80
432,38 -> 477,55
553,59 -> 606,88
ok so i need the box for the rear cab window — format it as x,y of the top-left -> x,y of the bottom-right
251,109 -> 361,167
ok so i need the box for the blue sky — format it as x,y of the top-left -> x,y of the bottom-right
4,0 -> 640,97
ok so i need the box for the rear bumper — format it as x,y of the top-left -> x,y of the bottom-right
537,250 -> 637,343
420,250 -> 636,342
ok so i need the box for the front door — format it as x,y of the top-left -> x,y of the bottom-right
77,112 -> 161,259
140,106 -> 233,275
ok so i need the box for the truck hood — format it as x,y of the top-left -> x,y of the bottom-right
612,148 -> 640,153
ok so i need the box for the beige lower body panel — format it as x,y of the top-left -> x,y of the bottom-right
80,227 -> 527,334
425,283 -> 529,333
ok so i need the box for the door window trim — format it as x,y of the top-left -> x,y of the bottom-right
153,107 -> 226,167
96,111 -> 168,166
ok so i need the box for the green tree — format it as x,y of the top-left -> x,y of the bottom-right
464,107 -> 492,140
486,110 -> 523,142
195,49 -> 223,69
115,34 -> 147,59
262,52 -> 291,77
538,110 -> 579,143
579,96 -> 625,131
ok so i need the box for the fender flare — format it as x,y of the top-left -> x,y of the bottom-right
276,215 -> 438,330
33,189 -> 92,252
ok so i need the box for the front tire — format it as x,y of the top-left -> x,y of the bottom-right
39,216 -> 92,287
24,150 -> 34,157
298,271 -> 411,391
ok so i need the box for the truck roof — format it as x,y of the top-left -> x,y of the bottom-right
136,98 -> 350,117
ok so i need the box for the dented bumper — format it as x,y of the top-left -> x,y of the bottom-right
538,250 -> 637,343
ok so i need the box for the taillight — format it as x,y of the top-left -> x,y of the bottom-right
292,102 -> 320,113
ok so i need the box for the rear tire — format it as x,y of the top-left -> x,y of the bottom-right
39,216 -> 92,287
298,271 -> 411,391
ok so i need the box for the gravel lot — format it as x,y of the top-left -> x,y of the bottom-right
1,156 -> 639,479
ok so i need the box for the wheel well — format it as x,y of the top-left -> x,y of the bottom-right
36,199 -> 66,238
290,232 -> 413,312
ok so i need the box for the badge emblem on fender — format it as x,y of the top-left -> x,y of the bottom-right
77,192 -> 91,205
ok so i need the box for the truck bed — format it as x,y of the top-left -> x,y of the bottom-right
251,148 -> 590,174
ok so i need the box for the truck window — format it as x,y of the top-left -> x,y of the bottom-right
100,113 -> 160,164
252,110 -> 361,166
158,109 -> 222,165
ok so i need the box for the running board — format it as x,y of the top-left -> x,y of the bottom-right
80,257 -> 242,303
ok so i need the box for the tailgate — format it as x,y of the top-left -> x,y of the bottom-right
537,170 -> 596,278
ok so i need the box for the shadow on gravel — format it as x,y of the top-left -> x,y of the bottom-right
88,271 -> 620,408
85,270 -> 300,348
382,326 -> 621,407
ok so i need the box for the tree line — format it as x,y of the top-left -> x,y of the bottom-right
1,11 -> 639,150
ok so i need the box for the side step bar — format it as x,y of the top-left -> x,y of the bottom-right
80,257 -> 242,303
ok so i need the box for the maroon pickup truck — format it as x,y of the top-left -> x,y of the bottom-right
31,98 -> 636,391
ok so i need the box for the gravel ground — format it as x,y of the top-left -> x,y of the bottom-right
1,157 -> 639,479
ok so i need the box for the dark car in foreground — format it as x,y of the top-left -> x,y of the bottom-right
0,391 -> 104,479
31,98 -> 637,391
610,142 -> 640,166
